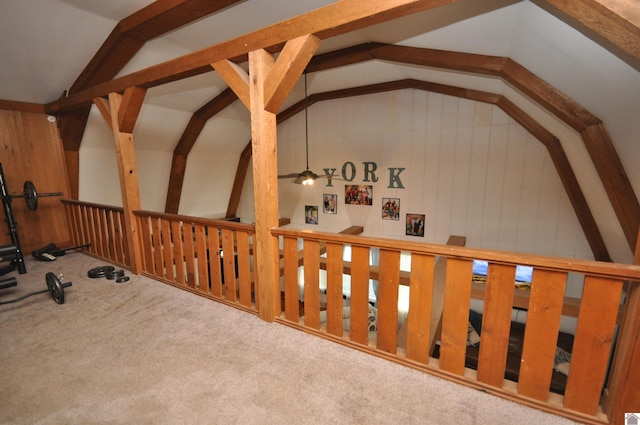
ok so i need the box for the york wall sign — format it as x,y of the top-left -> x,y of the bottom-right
322,161 -> 405,188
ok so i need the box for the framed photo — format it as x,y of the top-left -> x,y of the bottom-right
323,194 -> 338,214
406,213 -> 425,237
305,205 -> 318,225
381,198 -> 400,220
345,185 -> 373,206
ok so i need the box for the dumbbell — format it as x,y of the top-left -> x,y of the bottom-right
0,272 -> 72,305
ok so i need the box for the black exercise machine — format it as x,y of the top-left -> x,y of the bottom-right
0,162 -> 79,304
0,163 -> 26,278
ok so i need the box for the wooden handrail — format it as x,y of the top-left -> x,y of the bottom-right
134,209 -> 255,232
62,198 -> 124,213
271,227 -> 640,281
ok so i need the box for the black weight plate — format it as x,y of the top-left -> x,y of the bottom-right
106,269 -> 124,280
116,276 -> 130,283
23,181 -> 38,211
45,272 -> 65,304
87,265 -> 115,278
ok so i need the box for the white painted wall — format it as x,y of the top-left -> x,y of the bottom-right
78,86 -> 630,273
241,90 -> 593,260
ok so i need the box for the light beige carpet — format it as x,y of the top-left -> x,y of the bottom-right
0,253 -> 579,425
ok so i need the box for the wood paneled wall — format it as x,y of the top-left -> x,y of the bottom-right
0,109 -> 71,253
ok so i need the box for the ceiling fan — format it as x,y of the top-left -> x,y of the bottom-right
278,73 -> 340,186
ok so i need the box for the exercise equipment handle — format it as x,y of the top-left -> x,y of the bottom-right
0,277 -> 17,290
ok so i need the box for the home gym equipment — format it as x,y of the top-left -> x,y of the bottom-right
0,272 -> 72,305
87,265 -> 129,283
87,265 -> 115,278
0,163 -> 26,274
0,162 -> 66,275
20,181 -> 64,211
3,180 -> 63,212
106,269 -> 125,280
32,242 -> 91,261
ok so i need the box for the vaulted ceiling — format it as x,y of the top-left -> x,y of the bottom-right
1,0 -> 639,261
1,1 -> 638,113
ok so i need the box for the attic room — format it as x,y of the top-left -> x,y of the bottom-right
1,1 -> 639,424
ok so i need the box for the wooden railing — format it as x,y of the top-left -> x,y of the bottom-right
134,210 -> 258,314
271,227 -> 640,424
62,199 -> 129,267
62,199 -> 639,423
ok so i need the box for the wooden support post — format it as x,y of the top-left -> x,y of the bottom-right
248,49 -> 281,321
216,35 -> 319,321
104,89 -> 146,273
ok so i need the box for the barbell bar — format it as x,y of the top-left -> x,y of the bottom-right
21,181 -> 63,211
0,272 -> 72,305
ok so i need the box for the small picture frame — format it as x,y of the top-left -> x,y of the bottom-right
323,194 -> 338,214
305,205 -> 319,225
381,198 -> 400,220
345,185 -> 373,206
406,213 -> 425,237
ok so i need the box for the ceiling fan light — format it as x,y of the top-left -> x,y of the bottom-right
295,169 -> 317,185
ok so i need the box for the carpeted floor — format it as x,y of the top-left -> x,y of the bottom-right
0,253 -> 579,425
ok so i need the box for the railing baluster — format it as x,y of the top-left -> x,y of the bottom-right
161,219 -> 175,282
106,210 -> 116,261
99,208 -> 109,257
208,226 -> 222,297
564,276 -> 623,415
183,222 -> 196,288
518,269 -> 567,401
194,224 -> 208,294
84,206 -> 94,254
377,249 -> 400,354
151,217 -> 164,278
138,215 -> 153,273
405,253 -> 436,364
221,228 -> 236,301
350,245 -> 370,345
70,204 -> 82,245
477,263 -> 516,387
64,203 -> 78,246
92,208 -> 103,258
237,230 -> 252,307
171,220 -> 185,286
325,242 -> 344,337
303,239 -> 321,329
439,258 -> 473,374
283,236 -> 299,321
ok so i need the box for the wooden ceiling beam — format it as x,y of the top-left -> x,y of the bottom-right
211,61 -> 251,109
165,88 -> 238,214
92,97 -> 112,128
73,0 -> 245,92
60,0 -> 245,199
45,0 -> 460,114
120,0 -> 243,40
541,0 -> 640,62
263,34 -> 321,113
118,86 -> 147,134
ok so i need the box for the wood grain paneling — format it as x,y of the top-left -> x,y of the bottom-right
0,110 -> 71,253
303,239 -> 321,329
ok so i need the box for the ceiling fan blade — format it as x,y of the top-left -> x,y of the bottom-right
318,175 -> 346,181
278,173 -> 299,179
